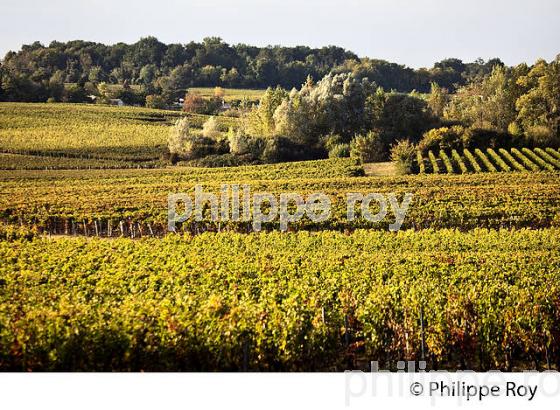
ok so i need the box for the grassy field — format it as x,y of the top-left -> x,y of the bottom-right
363,161 -> 397,176
188,87 -> 265,102
63,84 -> 265,102
1,102 -> 559,371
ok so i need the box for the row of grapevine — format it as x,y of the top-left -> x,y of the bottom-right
463,149 -> 482,172
428,150 -> 440,174
511,148 -> 540,171
417,150 -> 426,174
418,147 -> 560,175
475,149 -> 497,172
439,150 -> 454,173
522,148 -> 555,171
487,148 -> 512,171
546,148 -> 560,160
0,153 -> 166,170
536,148 -> 560,168
500,148 -> 528,171
451,149 -> 468,173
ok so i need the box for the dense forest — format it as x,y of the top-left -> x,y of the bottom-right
0,36 -> 504,103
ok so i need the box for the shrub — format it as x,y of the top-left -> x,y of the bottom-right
322,134 -> 346,151
62,84 -> 88,103
227,129 -> 269,160
115,88 -> 145,105
524,125 -> 560,148
168,117 -> 189,155
183,92 -> 207,114
508,121 -> 523,137
222,108 -> 241,118
350,131 -> 386,163
168,117 -> 215,161
260,138 -> 282,163
202,117 -> 221,139
462,128 -> 514,150
145,94 -> 166,109
180,153 -> 256,168
418,126 -> 464,154
260,136 -> 310,163
228,129 -> 252,155
390,139 -> 418,175
214,87 -> 225,99
328,144 -> 350,158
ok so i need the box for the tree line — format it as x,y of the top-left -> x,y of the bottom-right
1,36 -> 504,103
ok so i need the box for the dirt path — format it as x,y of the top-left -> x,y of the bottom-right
362,162 -> 398,176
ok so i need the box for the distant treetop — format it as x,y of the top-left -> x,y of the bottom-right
0,36 -> 511,103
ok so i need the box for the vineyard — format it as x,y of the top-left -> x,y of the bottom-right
1,103 -> 560,371
0,103 -> 238,168
1,227 -> 559,371
1,165 -> 559,235
418,147 -> 560,174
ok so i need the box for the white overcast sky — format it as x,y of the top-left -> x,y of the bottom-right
1,0 -> 559,68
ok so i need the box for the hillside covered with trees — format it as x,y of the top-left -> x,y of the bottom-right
0,36 -> 504,103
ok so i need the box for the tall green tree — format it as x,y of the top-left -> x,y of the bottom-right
427,82 -> 449,118
515,60 -> 560,144
445,66 -> 517,132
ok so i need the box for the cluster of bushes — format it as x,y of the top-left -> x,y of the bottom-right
193,73 -> 435,167
165,71 -> 434,169
167,117 -> 327,166
418,126 -> 516,154
182,92 -> 224,115
167,112 -> 422,175
441,62 -> 560,148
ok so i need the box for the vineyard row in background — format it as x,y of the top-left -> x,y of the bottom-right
2,169 -> 560,235
418,147 -> 560,174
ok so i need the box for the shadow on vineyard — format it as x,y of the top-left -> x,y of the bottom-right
0,145 -> 166,162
